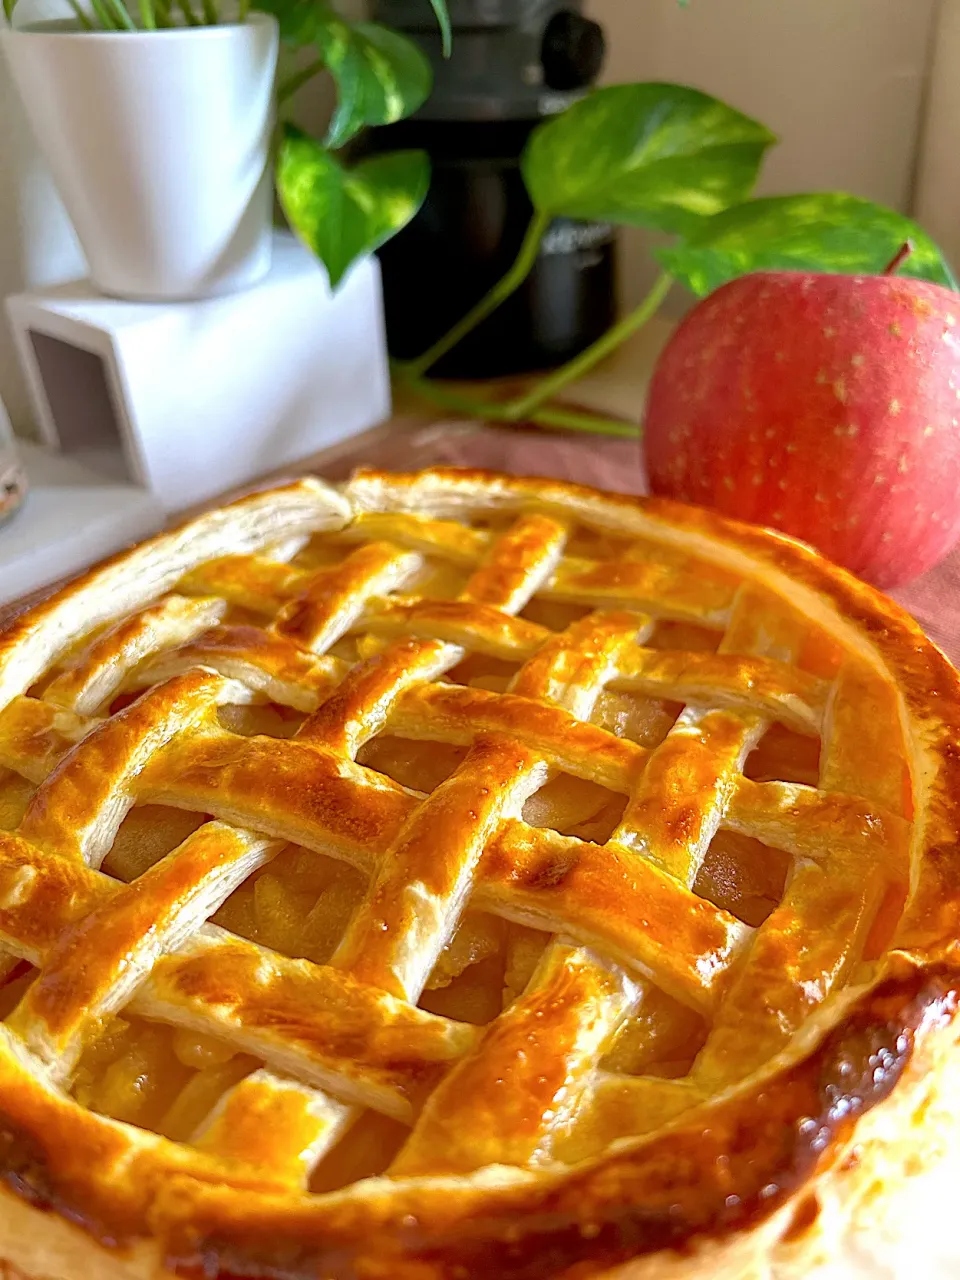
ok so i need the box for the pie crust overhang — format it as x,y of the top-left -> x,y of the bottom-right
0,467 -> 956,1280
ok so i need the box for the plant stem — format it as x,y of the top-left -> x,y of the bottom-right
200,0 -> 218,26
66,0 -> 95,29
176,0 -> 201,24
153,0 -> 172,26
103,0 -> 137,29
401,209 -> 551,379
525,405 -> 639,437
277,58 -> 324,104
401,373 -> 638,438
237,0 -> 250,21
503,272 -> 673,420
138,0 -> 156,29
88,0 -> 119,28
397,375 -> 496,417
87,0 -> 109,24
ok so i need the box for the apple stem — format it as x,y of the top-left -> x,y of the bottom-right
883,241 -> 915,275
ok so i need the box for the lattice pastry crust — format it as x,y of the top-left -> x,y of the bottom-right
0,467 -> 957,1280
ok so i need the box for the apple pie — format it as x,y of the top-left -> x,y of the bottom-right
0,466 -> 957,1280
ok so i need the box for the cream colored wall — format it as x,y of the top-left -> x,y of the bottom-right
587,0 -> 940,309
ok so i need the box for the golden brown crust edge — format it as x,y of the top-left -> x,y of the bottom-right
0,468 -> 958,1278
0,969 -> 958,1280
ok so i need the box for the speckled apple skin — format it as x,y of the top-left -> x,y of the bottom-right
643,272 -> 960,588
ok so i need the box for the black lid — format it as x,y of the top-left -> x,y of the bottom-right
371,0 -> 580,31
370,1 -> 604,122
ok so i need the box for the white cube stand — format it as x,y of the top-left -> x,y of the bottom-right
0,442 -> 164,606
5,233 -> 392,513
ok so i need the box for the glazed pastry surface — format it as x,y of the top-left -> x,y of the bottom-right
0,468 -> 956,1280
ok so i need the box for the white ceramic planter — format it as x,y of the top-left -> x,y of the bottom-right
0,15 -> 279,301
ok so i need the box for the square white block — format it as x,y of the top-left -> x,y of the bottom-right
0,443 -> 164,606
5,234 -> 392,513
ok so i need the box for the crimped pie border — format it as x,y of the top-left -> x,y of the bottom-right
0,468 -> 955,1280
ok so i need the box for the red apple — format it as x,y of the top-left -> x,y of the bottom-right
643,269 -> 960,588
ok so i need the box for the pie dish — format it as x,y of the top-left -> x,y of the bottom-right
0,466 -> 957,1280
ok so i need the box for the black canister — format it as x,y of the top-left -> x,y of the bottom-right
367,0 -> 614,377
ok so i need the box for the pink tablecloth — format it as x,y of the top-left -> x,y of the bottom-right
391,421 -> 960,667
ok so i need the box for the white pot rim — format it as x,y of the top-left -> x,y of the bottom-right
2,11 -> 277,38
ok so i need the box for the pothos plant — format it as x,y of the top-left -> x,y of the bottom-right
264,0 -> 449,287
1,0 -> 449,262
272,43 -> 955,437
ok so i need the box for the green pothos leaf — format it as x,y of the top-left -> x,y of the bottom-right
261,0 -> 431,145
522,82 -> 775,235
658,193 -> 958,294
316,16 -> 432,148
277,124 -> 430,288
